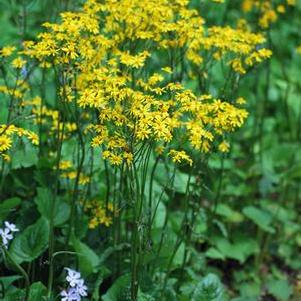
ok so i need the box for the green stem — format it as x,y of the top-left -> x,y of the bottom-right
2,247 -> 30,301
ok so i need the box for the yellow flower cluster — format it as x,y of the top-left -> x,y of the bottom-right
83,200 -> 114,228
0,80 -> 29,100
61,171 -> 90,185
22,0 -> 271,165
57,159 -> 90,185
0,46 -> 16,57
25,97 -> 77,138
242,0 -> 295,28
169,149 -> 193,166
0,124 -> 39,161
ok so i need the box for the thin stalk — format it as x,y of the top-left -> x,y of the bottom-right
47,115 -> 65,300
2,247 -> 30,301
161,171 -> 192,295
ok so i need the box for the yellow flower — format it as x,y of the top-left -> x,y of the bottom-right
99,215 -> 112,227
88,217 -> 99,229
287,0 -> 295,5
1,153 -> 11,162
218,141 -> 230,153
123,152 -> 133,165
0,125 -> 38,155
119,50 -> 150,69
236,97 -> 246,105
0,46 -> 16,57
85,200 -> 114,228
79,175 -> 90,185
168,149 -> 193,166
155,145 -> 165,155
0,135 -> 12,152
59,160 -> 73,170
24,131 -> 39,145
161,67 -> 172,74
12,57 -> 26,69
277,5 -> 285,13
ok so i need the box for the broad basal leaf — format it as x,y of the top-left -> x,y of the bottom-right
9,217 -> 49,264
34,187 -> 70,226
71,234 -> 100,276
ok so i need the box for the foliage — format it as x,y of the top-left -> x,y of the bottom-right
0,0 -> 301,300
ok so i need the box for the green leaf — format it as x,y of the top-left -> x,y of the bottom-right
238,282 -> 261,298
0,197 -> 21,220
91,267 -> 112,300
153,201 -> 166,228
231,298 -> 257,301
102,274 -> 130,301
214,237 -> 259,264
267,279 -> 293,301
205,247 -> 225,260
192,273 -> 226,301
0,275 -> 22,290
173,242 -> 185,267
9,217 -> 49,264
34,187 -> 70,226
216,204 -> 244,223
1,288 -> 24,301
215,238 -> 245,263
243,206 -> 275,233
155,168 -> 195,194
174,172 -> 191,194
137,290 -> 155,301
213,219 -> 228,238
71,234 -> 100,276
11,142 -> 38,169
29,282 -> 47,301
282,163 -> 301,180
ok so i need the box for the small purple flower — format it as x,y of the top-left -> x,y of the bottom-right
65,268 -> 81,287
61,268 -> 88,301
21,65 -> 28,78
60,288 -> 81,301
75,279 -> 88,297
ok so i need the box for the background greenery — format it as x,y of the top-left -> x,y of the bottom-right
1,0 -> 301,300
